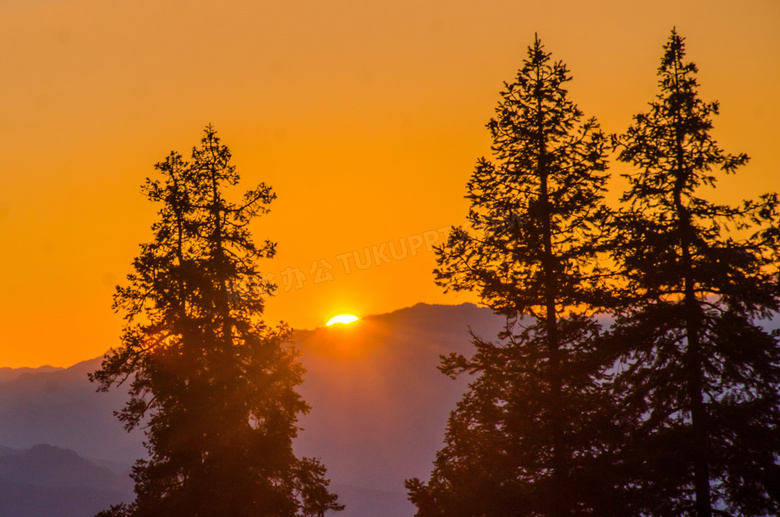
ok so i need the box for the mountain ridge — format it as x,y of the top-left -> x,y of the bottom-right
0,302 -> 504,516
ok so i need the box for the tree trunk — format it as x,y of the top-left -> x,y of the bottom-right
673,103 -> 711,516
538,83 -> 567,517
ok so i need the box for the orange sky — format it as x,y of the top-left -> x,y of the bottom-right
1,0 -> 778,368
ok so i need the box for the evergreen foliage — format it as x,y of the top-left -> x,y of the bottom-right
406,37 -> 617,516
91,126 -> 342,517
608,30 -> 780,516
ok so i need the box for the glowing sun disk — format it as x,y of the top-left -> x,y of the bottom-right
327,314 -> 358,326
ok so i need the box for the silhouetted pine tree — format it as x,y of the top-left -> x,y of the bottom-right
91,126 -> 342,517
608,30 -> 780,516
405,37 -> 619,516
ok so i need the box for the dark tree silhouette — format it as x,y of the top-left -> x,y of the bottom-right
91,126 -> 343,517
405,37 -> 619,516
608,30 -> 780,517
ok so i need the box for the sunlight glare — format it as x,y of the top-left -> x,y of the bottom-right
326,314 -> 359,326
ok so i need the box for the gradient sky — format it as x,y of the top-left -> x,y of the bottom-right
1,0 -> 778,367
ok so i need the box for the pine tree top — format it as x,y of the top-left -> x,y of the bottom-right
436,37 -> 610,318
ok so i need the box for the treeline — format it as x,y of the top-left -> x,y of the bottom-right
89,29 -> 779,517
407,30 -> 780,517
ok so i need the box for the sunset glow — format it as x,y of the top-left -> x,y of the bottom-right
1,4 -> 779,517
326,315 -> 359,326
0,1 -> 778,368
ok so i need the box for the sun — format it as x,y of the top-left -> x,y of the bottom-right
326,314 -> 359,326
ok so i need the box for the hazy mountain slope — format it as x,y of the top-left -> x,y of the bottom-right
0,366 -> 63,384
0,444 -> 130,492
0,302 -> 505,516
294,303 -> 503,515
0,478 -> 128,517
0,444 -> 132,517
0,359 -> 145,464
2,303 -> 772,515
329,483 -> 410,517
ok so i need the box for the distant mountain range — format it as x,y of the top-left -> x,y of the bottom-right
0,444 -> 132,517
0,303 -> 505,517
0,355 -> 145,465
0,366 -> 63,384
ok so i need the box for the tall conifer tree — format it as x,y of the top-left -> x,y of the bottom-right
406,37 -> 616,516
609,30 -> 780,516
91,127 -> 342,517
